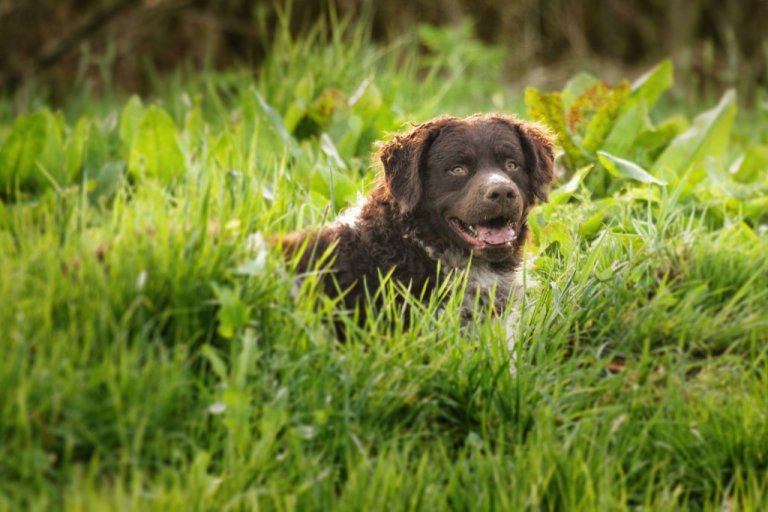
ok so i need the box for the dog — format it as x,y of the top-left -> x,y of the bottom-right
275,113 -> 555,330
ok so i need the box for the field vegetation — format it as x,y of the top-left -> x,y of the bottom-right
1,15 -> 767,511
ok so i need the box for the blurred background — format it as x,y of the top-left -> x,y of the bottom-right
1,0 -> 767,101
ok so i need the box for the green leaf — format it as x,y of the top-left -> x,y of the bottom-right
539,220 -> 573,251
200,344 -> 229,381
66,117 -> 111,190
622,185 -> 662,203
743,196 -> 768,223
0,108 -> 66,198
730,145 -> 768,184
212,284 -> 250,340
578,210 -> 607,240
561,72 -> 599,112
128,105 -> 185,183
283,75 -> 314,132
634,116 -> 689,157
119,95 -> 144,154
87,162 -> 124,204
600,61 -> 673,160
525,87 -> 581,170
336,114 -> 364,159
580,81 -> 630,152
349,78 -> 383,116
630,59 -> 674,108
43,113 -> 68,187
0,113 -> 46,196
312,161 -> 357,210
64,118 -> 89,183
598,150 -> 667,185
209,132 -> 239,172
652,89 -> 737,180
182,93 -> 206,144
703,161 -> 761,200
549,165 -> 593,205
252,88 -> 301,158
83,121 -> 109,172
320,133 -> 347,170
600,100 -> 651,156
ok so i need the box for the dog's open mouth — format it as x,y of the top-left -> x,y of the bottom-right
448,215 -> 517,248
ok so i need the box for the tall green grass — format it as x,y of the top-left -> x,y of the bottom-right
1,17 -> 767,511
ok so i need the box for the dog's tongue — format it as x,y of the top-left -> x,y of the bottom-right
477,224 -> 516,245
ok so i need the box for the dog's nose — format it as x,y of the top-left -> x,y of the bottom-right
484,182 -> 516,202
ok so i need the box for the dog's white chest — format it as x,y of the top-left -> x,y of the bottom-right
463,264 -> 518,316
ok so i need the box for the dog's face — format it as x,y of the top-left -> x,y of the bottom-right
379,114 -> 555,263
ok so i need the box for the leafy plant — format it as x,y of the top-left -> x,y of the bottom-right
527,60 -> 768,240
526,60 -> 681,195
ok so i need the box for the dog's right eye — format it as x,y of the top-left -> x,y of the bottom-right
505,159 -> 520,172
448,165 -> 468,176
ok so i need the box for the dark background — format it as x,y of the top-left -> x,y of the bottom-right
1,0 -> 766,99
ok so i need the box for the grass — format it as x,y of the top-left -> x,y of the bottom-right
1,16 -> 768,511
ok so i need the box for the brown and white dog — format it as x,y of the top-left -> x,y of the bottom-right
276,113 -> 555,329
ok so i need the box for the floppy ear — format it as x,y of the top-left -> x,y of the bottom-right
515,120 -> 556,202
378,120 -> 443,215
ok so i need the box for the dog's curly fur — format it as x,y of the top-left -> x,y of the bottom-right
276,113 -> 555,327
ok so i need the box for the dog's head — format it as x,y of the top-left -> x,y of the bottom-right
379,114 -> 555,263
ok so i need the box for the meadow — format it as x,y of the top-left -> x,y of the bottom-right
1,20 -> 768,510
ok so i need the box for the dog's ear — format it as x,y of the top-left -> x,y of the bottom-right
378,120 -> 443,215
515,120 -> 556,202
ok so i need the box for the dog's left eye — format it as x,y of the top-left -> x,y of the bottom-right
448,165 -> 468,176
505,159 -> 520,172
